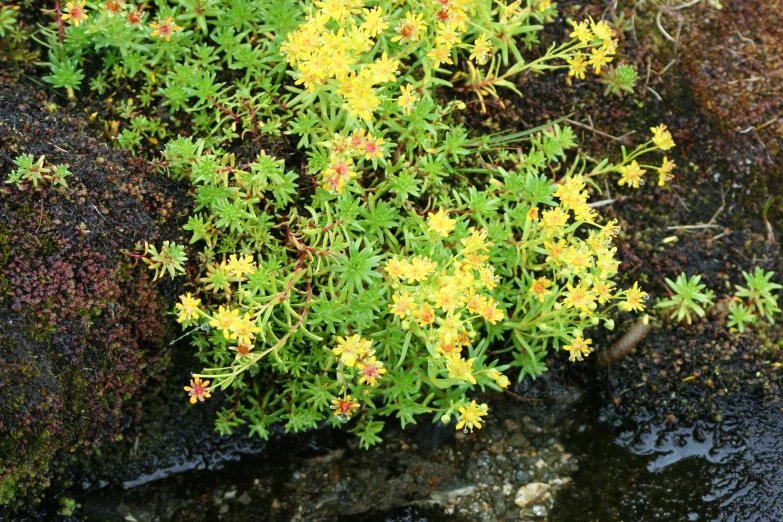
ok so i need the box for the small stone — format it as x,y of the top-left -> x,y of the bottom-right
477,451 -> 491,467
532,505 -> 547,517
514,482 -> 550,508
224,490 -> 237,500
430,483 -> 479,503
272,499 -> 281,509
219,505 -> 229,515
534,458 -> 547,469
508,432 -> 528,448
504,419 -> 520,431
238,492 -> 252,505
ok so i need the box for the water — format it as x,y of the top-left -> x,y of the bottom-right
551,395 -> 783,521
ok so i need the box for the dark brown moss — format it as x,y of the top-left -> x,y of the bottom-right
0,76 -> 187,513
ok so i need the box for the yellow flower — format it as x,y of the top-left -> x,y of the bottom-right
331,395 -> 360,419
463,288 -> 487,315
149,17 -> 182,41
601,38 -> 618,55
650,124 -> 675,151
569,20 -> 593,45
436,333 -> 462,357
436,23 -> 461,47
501,1 -> 523,24
590,17 -> 614,42
538,0 -> 551,12
545,239 -> 568,266
427,44 -> 454,69
481,297 -> 505,325
315,0 -> 357,22
184,376 -> 211,404
402,256 -> 436,283
463,252 -> 488,269
554,176 -> 587,208
592,279 -> 615,304
469,33 -> 492,65
496,375 -> 510,389
588,46 -> 612,75
360,6 -> 388,37
414,302 -> 437,327
398,84 -> 419,115
427,208 -> 456,237
226,254 -> 255,277
461,227 -> 493,253
563,336 -> 593,362
456,400 -> 488,432
333,334 -> 372,367
61,1 -> 89,26
175,292 -> 201,323
209,306 -> 240,339
564,245 -> 593,274
105,0 -> 124,17
229,312 -> 261,346
361,134 -> 385,160
529,277 -> 553,302
321,156 -> 356,193
344,84 -> 380,121
540,207 -> 569,236
567,52 -> 588,80
389,291 -> 418,318
621,282 -> 648,312
434,286 -> 461,312
356,356 -> 386,386
370,52 -> 400,84
479,266 -> 499,290
658,156 -> 676,186
618,160 -> 646,188
562,282 -> 596,314
384,257 -> 408,280
126,6 -> 144,26
446,354 -> 477,384
392,11 -> 426,43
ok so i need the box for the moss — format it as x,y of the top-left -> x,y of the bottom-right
0,79 -> 187,513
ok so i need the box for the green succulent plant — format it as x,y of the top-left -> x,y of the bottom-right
656,273 -> 714,324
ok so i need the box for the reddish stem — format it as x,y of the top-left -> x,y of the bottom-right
54,0 -> 65,45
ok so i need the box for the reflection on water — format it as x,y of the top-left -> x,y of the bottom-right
551,395 -> 783,521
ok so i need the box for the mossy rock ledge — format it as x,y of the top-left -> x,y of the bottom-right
0,81 -> 185,513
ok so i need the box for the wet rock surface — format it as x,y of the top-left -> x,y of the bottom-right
68,381 -> 581,522
551,394 -> 783,522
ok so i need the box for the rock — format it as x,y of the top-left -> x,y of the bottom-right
504,419 -> 520,431
508,432 -> 528,448
532,505 -> 547,517
430,483 -> 479,503
514,482 -> 550,508
238,492 -> 252,505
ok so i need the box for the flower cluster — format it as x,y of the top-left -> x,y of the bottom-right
566,17 -> 618,80
321,130 -> 386,193
613,124 -> 678,188
42,0 -> 664,448
385,220 -> 510,396
282,0 -> 481,126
